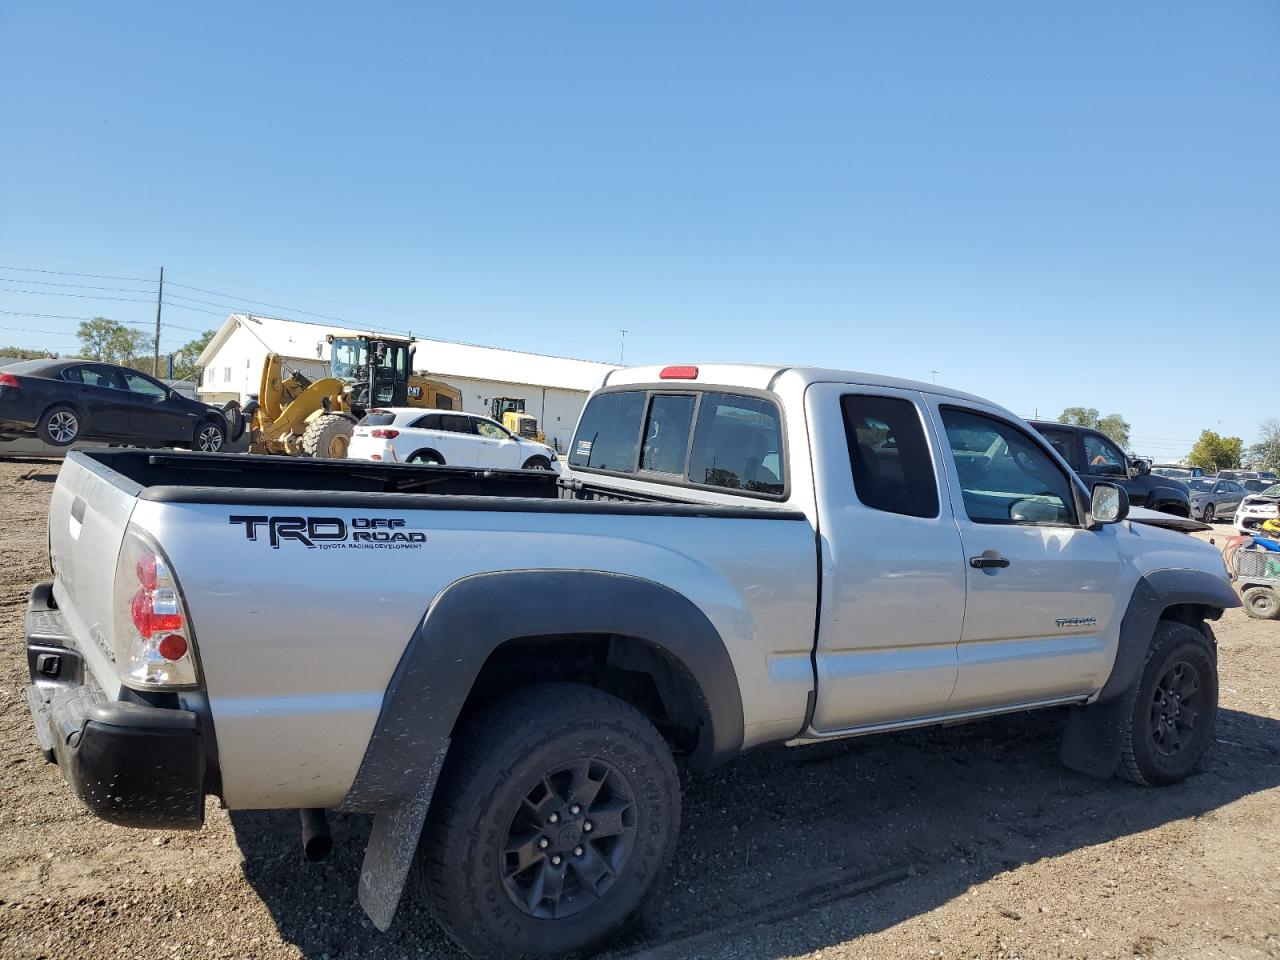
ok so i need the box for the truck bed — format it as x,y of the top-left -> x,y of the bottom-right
82,449 -> 788,518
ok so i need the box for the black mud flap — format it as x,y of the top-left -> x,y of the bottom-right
357,741 -> 449,931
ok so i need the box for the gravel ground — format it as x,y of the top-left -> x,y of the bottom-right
0,458 -> 1277,960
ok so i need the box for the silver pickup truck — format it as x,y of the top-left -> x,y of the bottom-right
24,363 -> 1237,960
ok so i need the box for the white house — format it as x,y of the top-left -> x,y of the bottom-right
195,314 -> 616,452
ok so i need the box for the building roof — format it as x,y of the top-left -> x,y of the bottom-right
196,314 -> 616,392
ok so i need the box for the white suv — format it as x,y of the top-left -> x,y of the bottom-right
348,408 -> 561,471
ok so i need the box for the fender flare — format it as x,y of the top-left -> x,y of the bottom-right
341,569 -> 745,813
1060,568 -> 1238,778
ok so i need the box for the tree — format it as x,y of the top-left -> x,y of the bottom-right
170,329 -> 217,381
77,317 -> 149,366
1188,430 -> 1243,473
0,345 -> 57,360
1058,407 -> 1131,448
1248,418 -> 1280,472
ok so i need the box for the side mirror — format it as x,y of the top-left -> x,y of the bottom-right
1131,459 -> 1151,477
1091,482 -> 1130,526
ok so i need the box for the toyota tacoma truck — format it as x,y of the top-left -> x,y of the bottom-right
24,363 -> 1237,960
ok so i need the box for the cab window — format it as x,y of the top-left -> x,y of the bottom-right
640,394 -> 695,475
1083,432 -> 1126,476
941,407 -> 1077,526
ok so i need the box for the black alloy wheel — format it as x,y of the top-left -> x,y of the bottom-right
501,758 -> 638,919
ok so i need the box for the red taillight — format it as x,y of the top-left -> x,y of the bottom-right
157,634 -> 188,661
0,373 -> 20,389
131,587 -> 183,636
136,554 -> 157,590
659,365 -> 699,380
370,454 -> 382,461
371,428 -> 400,439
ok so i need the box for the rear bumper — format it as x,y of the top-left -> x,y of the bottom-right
24,582 -> 206,829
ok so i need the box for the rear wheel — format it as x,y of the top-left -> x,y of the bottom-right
1119,620 -> 1218,786
38,405 -> 80,446
407,448 -> 445,465
194,419 -> 225,452
1243,586 -> 1280,620
521,455 -> 553,471
416,683 -> 680,960
301,413 -> 353,458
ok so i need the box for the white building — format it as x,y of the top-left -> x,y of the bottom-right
195,314 -> 616,452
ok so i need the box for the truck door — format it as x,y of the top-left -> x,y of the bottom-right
931,402 -> 1123,710
807,385 -> 965,731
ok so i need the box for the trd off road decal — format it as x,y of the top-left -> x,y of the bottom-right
229,515 -> 427,550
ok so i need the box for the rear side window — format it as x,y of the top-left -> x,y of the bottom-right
1038,428 -> 1081,471
410,413 -> 442,429
61,366 -> 84,383
360,411 -> 397,426
570,390 -> 646,471
687,392 -> 785,495
841,395 -> 939,518
440,414 -> 475,434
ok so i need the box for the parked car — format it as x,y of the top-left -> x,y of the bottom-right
1185,477 -> 1246,522
1216,470 -> 1244,481
348,408 -> 560,470
1151,463 -> 1204,481
0,359 -> 229,451
1242,478 -> 1274,494
1029,422 -> 1191,517
1234,482 -> 1280,534
25,363 -> 1238,960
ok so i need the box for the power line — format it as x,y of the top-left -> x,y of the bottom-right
0,264 -> 153,283
0,275 -> 156,294
164,281 -> 347,323
0,287 -> 154,303
161,300 -> 228,317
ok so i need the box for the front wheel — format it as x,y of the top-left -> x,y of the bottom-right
1119,620 -> 1218,786
416,683 -> 680,960
521,455 -> 553,471
193,419 -> 225,452
301,413 -> 353,458
1243,586 -> 1280,620
1202,503 -> 1215,523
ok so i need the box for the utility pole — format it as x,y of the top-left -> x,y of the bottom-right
152,266 -> 164,376
930,369 -> 938,384
619,329 -> 627,365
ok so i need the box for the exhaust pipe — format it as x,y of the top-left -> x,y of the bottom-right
300,808 -> 333,862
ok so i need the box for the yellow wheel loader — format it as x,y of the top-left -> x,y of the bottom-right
240,333 -> 462,458
490,397 -> 545,443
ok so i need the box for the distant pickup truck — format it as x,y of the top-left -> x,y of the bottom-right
25,364 -> 1237,960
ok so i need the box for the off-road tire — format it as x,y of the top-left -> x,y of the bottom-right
37,405 -> 80,446
415,683 -> 680,960
301,413 -> 353,458
1118,620 -> 1218,786
1243,586 -> 1280,620
521,455 -> 553,471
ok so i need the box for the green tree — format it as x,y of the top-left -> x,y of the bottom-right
1248,418 -> 1280,472
0,345 -> 58,360
76,317 -> 149,366
1058,407 -> 1131,448
1188,430 -> 1244,473
170,329 -> 217,381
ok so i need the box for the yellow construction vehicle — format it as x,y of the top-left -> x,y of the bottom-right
490,397 -> 545,443
240,332 -> 462,458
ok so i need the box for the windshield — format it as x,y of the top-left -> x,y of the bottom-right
330,338 -> 369,381
1186,479 -> 1214,492
1259,484 -> 1280,498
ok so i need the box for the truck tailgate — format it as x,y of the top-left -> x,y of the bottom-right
47,452 -> 141,694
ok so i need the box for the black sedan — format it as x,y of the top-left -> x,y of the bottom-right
0,359 -> 229,451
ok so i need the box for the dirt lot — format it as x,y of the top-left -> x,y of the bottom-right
0,458 -> 1277,960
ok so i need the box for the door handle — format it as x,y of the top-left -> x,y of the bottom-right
970,551 -> 1011,569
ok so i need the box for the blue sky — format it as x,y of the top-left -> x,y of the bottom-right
2,2 -> 1276,460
